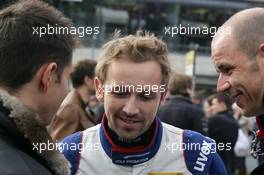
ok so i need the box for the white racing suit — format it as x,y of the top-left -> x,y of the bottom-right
61,116 -> 227,175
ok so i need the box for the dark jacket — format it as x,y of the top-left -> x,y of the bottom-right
208,111 -> 239,175
48,90 -> 99,141
0,89 -> 70,175
251,162 -> 264,175
158,95 -> 206,135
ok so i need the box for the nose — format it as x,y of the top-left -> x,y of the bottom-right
217,73 -> 231,93
122,95 -> 140,116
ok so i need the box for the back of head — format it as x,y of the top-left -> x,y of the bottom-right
168,72 -> 192,97
71,59 -> 97,88
95,31 -> 171,87
221,8 -> 264,58
0,0 -> 77,90
215,93 -> 233,110
205,94 -> 216,107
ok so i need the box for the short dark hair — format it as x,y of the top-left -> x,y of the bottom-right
205,94 -> 216,106
215,93 -> 233,110
71,59 -> 97,88
169,72 -> 192,97
0,0 -> 77,90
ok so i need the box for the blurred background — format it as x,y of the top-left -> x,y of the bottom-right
1,0 -> 264,97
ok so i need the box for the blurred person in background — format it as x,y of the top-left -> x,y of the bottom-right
48,59 -> 99,141
88,95 -> 100,113
233,104 -> 252,175
158,72 -> 206,135
202,95 -> 217,135
203,95 -> 215,118
207,94 -> 239,175
192,93 -> 204,109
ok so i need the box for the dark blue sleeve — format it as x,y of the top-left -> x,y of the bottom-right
183,130 -> 227,175
59,132 -> 83,175
209,152 -> 227,175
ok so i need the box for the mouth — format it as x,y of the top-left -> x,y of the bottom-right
231,91 -> 244,107
120,117 -> 140,124
118,116 -> 142,129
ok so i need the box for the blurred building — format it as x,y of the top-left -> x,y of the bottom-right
1,0 -> 263,96
64,0 -> 264,96
137,0 -> 264,95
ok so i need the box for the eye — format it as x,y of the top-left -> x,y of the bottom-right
111,91 -> 129,98
222,67 -> 232,75
218,64 -> 234,76
138,92 -> 156,101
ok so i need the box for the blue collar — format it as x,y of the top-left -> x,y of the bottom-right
99,115 -> 163,166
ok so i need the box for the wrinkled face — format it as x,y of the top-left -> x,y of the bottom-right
212,34 -> 264,117
96,59 -> 165,140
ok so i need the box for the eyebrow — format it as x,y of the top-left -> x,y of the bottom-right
216,63 -> 235,71
140,91 -> 157,95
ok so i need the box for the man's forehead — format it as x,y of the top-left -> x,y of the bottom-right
211,39 -> 235,67
212,40 -> 229,57
212,28 -> 234,52
106,59 -> 163,83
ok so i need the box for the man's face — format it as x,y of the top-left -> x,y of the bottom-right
203,101 -> 212,117
84,75 -> 96,95
210,98 -> 226,115
43,65 -> 72,125
96,59 -> 164,140
212,34 -> 264,117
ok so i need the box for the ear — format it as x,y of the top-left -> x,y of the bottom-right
259,43 -> 264,58
187,88 -> 193,97
94,77 -> 104,102
159,89 -> 168,105
40,63 -> 58,92
84,75 -> 92,85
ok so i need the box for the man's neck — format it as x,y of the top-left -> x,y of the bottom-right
105,119 -> 156,148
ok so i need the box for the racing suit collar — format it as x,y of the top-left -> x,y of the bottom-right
99,114 -> 163,165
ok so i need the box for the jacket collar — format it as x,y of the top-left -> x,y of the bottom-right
0,89 -> 71,175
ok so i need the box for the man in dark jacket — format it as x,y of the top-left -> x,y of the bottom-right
0,0 -> 77,174
158,73 -> 206,135
207,94 -> 239,175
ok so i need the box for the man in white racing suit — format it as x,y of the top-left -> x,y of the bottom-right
61,32 -> 227,175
